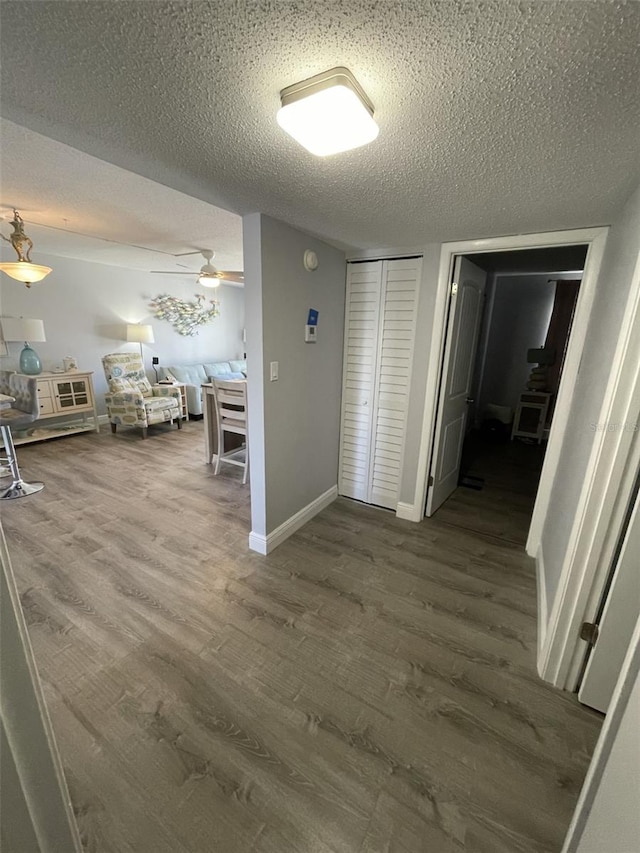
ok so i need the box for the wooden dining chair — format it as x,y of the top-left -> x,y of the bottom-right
212,378 -> 249,484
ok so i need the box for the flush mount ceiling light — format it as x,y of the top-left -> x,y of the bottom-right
277,66 -> 379,157
0,209 -> 52,287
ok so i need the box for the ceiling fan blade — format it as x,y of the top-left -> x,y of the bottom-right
216,271 -> 244,282
150,270 -> 198,275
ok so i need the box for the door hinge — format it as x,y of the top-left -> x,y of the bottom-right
428,475 -> 434,487
580,621 -> 599,646
451,282 -> 458,295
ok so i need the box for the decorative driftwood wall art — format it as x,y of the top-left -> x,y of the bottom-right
149,293 -> 220,336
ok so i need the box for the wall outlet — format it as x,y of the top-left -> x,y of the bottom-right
152,356 -> 159,365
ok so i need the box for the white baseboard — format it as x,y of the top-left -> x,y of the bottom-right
536,545 -> 548,674
249,485 -> 338,555
248,531 -> 269,555
396,501 -> 422,522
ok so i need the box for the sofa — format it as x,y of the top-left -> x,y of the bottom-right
158,360 -> 247,416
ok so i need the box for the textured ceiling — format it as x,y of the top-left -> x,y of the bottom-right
0,120 -> 243,272
1,1 -> 639,251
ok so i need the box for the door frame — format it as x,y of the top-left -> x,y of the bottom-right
410,227 -> 613,683
542,249 -> 640,690
412,226 -> 608,538
561,614 -> 640,852
1,522 -> 83,851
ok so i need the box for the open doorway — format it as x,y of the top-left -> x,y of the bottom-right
425,244 -> 589,545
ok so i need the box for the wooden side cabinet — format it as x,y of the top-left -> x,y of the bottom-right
13,370 -> 100,445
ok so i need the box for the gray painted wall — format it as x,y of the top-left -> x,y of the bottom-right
540,182 -> 640,615
0,251 -> 245,414
478,275 -> 556,414
243,213 -> 345,536
470,272 -> 496,426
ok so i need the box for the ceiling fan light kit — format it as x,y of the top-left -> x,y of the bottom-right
198,273 -> 220,287
198,251 -> 221,287
277,66 -> 379,157
0,209 -> 53,287
151,249 -> 244,286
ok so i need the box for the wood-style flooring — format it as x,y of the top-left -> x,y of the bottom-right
440,431 -> 548,547
2,423 -> 602,853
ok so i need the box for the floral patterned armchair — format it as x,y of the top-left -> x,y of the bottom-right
102,352 -> 182,439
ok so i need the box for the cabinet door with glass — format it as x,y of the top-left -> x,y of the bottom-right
53,377 -> 93,412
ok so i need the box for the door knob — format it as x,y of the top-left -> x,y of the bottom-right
465,397 -> 474,404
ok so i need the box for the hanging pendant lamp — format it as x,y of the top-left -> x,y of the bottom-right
0,209 -> 52,287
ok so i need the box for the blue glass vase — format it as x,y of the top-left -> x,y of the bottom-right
20,343 -> 42,375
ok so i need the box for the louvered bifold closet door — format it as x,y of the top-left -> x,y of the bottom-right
338,262 -> 383,501
368,258 -> 422,509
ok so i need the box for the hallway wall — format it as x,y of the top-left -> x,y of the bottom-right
243,213 -> 346,545
540,182 -> 640,618
478,275 -> 556,415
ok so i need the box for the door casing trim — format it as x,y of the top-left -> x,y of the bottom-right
410,226 -> 611,686
412,227 -> 608,539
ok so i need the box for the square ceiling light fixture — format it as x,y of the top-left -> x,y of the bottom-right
277,66 -> 379,157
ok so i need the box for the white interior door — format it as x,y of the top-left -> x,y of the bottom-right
369,258 -> 421,509
426,256 -> 486,516
338,262 -> 383,502
579,483 -> 640,713
339,258 -> 421,509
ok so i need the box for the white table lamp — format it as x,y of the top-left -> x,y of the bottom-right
0,317 -> 46,375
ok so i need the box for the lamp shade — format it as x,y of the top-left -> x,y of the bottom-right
1,317 -> 46,342
0,261 -> 52,284
198,273 -> 221,288
126,323 -> 154,344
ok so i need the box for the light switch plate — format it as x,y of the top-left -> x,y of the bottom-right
270,361 -> 279,381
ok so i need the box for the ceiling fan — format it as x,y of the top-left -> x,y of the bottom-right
151,250 -> 244,287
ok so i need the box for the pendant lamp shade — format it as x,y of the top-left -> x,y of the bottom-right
0,210 -> 52,287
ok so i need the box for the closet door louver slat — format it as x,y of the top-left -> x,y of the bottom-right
368,258 -> 421,509
339,257 -> 421,510
338,262 -> 383,502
